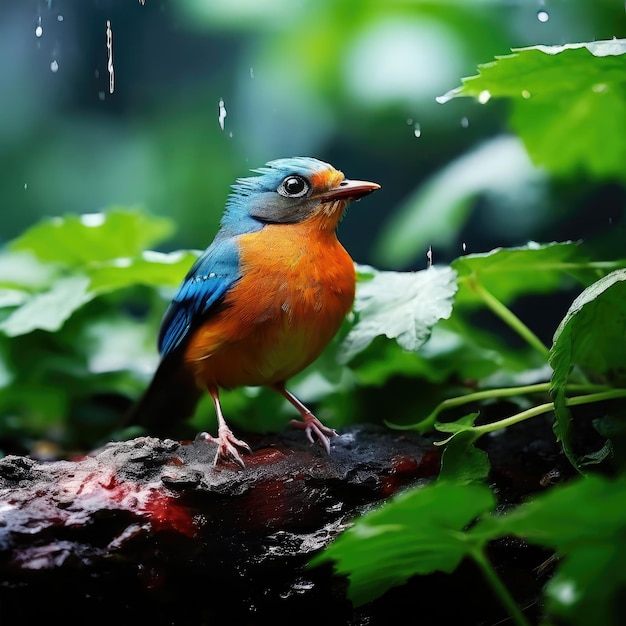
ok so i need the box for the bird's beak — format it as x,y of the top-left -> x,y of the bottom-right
321,179 -> 381,201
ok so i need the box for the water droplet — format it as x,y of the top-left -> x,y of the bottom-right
426,246 -> 433,268
462,242 -> 467,252
249,67 -> 255,79
592,83 -> 608,93
460,116 -> 469,128
435,89 -> 456,104
50,60 -> 59,73
106,20 -> 115,94
218,98 -> 228,131
478,90 -> 491,104
406,118 -> 413,125
23,183 -> 28,190
413,122 -> 422,138
521,90 -> 531,99
537,10 -> 549,22
57,15 -> 64,22
98,91 -> 106,101
35,25 -> 43,38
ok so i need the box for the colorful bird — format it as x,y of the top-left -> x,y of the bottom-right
130,157 -> 380,467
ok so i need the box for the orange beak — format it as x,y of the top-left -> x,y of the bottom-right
321,179 -> 381,201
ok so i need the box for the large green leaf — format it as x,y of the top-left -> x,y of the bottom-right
549,269 -> 626,467
452,241 -> 582,307
312,481 -> 495,606
447,40 -> 626,180
0,212 -> 195,337
339,264 -> 457,363
88,250 -> 199,295
10,209 -> 174,266
477,474 -> 626,626
0,276 -> 92,336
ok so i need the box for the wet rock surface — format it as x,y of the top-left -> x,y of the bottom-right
0,421 -> 569,625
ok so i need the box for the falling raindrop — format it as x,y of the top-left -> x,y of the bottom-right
537,10 -> 550,22
435,88 -> 457,105
50,60 -> 59,73
478,90 -> 491,104
426,246 -> 433,268
413,122 -> 422,138
35,16 -> 43,38
460,116 -> 469,128
218,98 -> 228,131
106,20 -> 114,94
24,183 -> 28,190
250,67 -> 255,79
57,15 -> 64,22
462,242 -> 467,252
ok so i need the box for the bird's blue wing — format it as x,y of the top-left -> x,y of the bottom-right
158,236 -> 241,357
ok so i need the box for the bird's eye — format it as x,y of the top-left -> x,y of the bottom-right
278,175 -> 310,198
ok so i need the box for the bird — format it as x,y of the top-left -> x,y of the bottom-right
129,157 -> 380,467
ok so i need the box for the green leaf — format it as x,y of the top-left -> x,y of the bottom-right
438,429 -> 490,485
312,482 -> 495,606
477,474 -> 626,626
447,40 -> 626,181
453,241 -> 582,307
549,269 -> 626,468
375,136 -> 547,267
0,251 -> 60,290
339,265 -> 457,363
0,276 -> 92,336
88,249 -> 200,295
10,209 -> 174,266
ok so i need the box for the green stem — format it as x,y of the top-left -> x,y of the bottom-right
467,278 -> 550,359
471,548 -> 533,626
398,382 -> 609,433
472,389 -> 626,436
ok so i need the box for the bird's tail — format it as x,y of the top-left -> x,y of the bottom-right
124,353 -> 202,437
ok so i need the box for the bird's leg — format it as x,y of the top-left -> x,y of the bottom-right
198,386 -> 251,468
272,382 -> 338,455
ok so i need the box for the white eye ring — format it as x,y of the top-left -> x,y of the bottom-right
278,175 -> 310,198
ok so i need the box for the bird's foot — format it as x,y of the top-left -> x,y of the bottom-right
195,428 -> 252,469
289,414 -> 337,455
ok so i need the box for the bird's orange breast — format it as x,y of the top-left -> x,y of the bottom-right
183,217 -> 355,389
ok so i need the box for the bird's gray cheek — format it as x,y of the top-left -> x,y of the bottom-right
248,194 -> 311,224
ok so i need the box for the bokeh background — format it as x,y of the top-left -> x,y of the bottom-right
1,0 -> 625,454
2,0 -> 624,266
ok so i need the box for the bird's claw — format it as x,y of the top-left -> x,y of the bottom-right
196,429 -> 252,469
289,416 -> 337,455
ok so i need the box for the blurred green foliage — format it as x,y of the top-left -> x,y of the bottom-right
0,3 -> 625,624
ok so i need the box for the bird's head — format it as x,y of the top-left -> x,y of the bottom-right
222,157 -> 380,233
